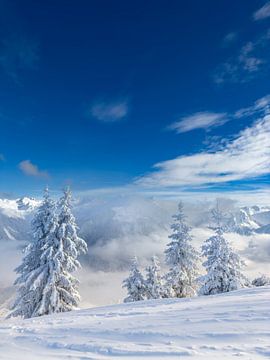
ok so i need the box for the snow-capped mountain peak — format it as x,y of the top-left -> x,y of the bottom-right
223,205 -> 270,235
16,197 -> 40,211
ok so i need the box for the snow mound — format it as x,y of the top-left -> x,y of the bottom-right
1,286 -> 269,359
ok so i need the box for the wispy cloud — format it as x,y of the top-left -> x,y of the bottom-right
238,42 -> 264,72
214,30 -> 270,84
222,32 -> 238,47
137,98 -> 270,188
89,100 -> 129,122
0,35 -> 39,82
0,154 -> 5,161
169,95 -> 270,135
169,112 -> 228,133
18,160 -> 49,179
253,1 -> 270,21
234,94 -> 270,118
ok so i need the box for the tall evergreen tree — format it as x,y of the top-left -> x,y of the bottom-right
57,187 -> 88,276
122,257 -> 147,302
10,188 -> 88,318
9,188 -> 58,318
164,202 -> 200,298
200,203 -> 247,295
145,256 -> 164,299
41,187 -> 88,315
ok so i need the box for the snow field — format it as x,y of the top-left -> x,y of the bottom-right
0,286 -> 269,359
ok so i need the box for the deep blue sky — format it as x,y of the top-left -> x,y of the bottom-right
0,0 -> 269,196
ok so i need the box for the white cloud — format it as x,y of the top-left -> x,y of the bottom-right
90,100 -> 128,122
18,160 -> 49,178
169,95 -> 270,135
140,188 -> 270,206
0,154 -> 5,161
214,31 -> 270,84
253,1 -> 270,21
169,112 -> 228,133
235,94 -> 270,118
137,113 -> 270,188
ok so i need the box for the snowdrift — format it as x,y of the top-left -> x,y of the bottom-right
0,286 -> 269,359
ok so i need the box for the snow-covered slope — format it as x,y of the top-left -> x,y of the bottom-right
0,286 -> 269,359
224,206 -> 270,235
0,197 -> 39,242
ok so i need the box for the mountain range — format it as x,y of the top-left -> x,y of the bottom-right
0,196 -> 269,247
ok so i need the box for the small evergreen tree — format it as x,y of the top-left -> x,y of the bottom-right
122,257 -> 147,302
252,274 -> 270,287
145,256 -> 164,299
164,202 -> 200,298
200,203 -> 247,295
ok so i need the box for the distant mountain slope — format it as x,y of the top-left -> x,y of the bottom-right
0,197 -> 39,243
0,196 -> 269,245
224,205 -> 270,235
0,286 -> 269,359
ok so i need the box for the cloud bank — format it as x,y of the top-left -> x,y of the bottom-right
0,194 -> 269,307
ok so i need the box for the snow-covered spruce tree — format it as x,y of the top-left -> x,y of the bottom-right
145,256 -> 164,299
200,204 -> 247,296
10,187 -> 87,318
122,257 -> 147,302
44,187 -> 89,315
252,274 -> 270,287
164,202 -> 200,298
9,187 -> 58,318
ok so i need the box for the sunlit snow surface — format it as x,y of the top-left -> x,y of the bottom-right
0,286 -> 269,359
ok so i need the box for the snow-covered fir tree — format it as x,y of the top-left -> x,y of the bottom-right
46,187 -> 88,314
122,257 -> 147,302
10,187 -> 87,318
9,187 -> 58,318
200,203 -> 247,296
164,202 -> 200,298
145,256 -> 164,299
252,274 -> 270,287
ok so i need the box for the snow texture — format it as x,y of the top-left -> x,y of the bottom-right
0,286 -> 269,359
